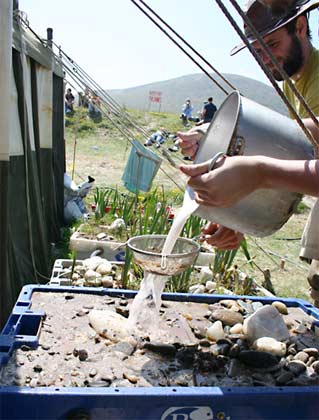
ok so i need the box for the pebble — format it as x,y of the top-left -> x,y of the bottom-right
294,351 -> 309,363
303,348 -> 319,358
312,360 -> 319,374
205,280 -> 216,292
272,301 -> 288,315
287,360 -> 307,375
238,350 -> 279,368
199,339 -> 211,348
229,323 -> 243,335
89,369 -> 97,378
206,321 -> 225,342
123,372 -> 138,384
143,342 -> 176,357
78,349 -> 88,361
276,371 -> 294,385
252,337 -> 286,357
101,276 -> 114,288
210,309 -> 244,327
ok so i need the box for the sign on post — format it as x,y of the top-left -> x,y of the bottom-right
148,90 -> 162,111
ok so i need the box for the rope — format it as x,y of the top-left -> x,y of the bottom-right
215,0 -> 318,152
132,0 -> 238,93
130,0 -> 230,95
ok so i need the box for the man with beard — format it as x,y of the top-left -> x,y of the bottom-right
230,0 -> 319,118
177,0 -> 319,305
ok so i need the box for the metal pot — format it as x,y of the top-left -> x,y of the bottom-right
190,91 -> 314,237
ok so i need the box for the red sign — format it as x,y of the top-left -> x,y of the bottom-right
149,90 -> 162,103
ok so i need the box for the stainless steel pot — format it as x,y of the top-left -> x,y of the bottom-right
190,91 -> 314,237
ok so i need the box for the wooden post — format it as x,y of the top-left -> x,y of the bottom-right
47,27 -> 53,49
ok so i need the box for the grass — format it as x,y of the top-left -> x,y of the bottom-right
64,106 -> 313,301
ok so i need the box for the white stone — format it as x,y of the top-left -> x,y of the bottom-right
252,337 -> 287,357
189,284 -> 205,294
101,276 -> 114,288
96,262 -> 113,275
89,309 -> 128,342
84,269 -> 101,281
199,267 -> 213,283
243,305 -> 290,343
83,256 -> 104,271
229,323 -> 243,334
206,320 -> 225,342
205,280 -> 216,291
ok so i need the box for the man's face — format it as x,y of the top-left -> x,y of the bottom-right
252,26 -> 304,80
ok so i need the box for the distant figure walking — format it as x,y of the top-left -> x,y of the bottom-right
198,97 -> 217,125
180,98 -> 193,127
65,88 -> 75,114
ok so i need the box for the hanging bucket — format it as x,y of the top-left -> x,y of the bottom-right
189,90 -> 314,237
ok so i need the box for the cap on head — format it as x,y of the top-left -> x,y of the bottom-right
230,0 -> 319,55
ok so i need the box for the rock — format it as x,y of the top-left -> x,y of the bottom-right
123,372 -> 138,384
276,371 -> 294,385
205,280 -> 216,292
78,349 -> 88,361
272,301 -> 288,315
101,276 -> 114,288
229,323 -> 243,335
238,350 -> 279,368
84,270 -> 101,281
143,342 -> 176,357
294,351 -> 309,363
287,360 -> 307,375
89,309 -> 129,342
83,256 -> 104,271
210,309 -> 244,327
237,300 -> 254,314
206,321 -> 225,342
243,305 -> 290,343
303,348 -> 319,358
252,302 -> 264,312
189,284 -> 206,294
252,337 -> 286,357
312,360 -> 319,374
96,262 -> 113,275
199,267 -> 213,283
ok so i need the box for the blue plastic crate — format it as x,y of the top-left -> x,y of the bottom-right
1,284 -> 319,420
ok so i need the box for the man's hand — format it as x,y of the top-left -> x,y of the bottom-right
201,222 -> 243,250
177,130 -> 202,159
180,155 -> 262,208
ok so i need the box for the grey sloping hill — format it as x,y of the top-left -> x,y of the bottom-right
107,73 -> 288,116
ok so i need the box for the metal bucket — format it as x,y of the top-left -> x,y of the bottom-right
190,91 -> 314,237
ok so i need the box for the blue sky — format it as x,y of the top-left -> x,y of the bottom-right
20,0 -> 319,89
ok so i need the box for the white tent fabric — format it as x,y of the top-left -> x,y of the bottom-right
9,69 -> 24,156
0,0 -> 12,161
37,65 -> 53,148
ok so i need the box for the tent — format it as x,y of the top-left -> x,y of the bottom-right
0,1 -> 65,327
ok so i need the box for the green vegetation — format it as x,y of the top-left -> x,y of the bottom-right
64,106 -> 311,300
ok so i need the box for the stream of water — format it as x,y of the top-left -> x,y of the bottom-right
128,191 -> 199,338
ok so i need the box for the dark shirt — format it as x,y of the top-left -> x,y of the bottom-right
203,102 -> 217,123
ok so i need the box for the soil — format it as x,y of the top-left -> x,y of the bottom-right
1,290 -> 319,389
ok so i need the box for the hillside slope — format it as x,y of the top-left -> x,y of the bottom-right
107,73 -> 288,116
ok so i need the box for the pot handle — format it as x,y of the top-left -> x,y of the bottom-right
207,152 -> 226,171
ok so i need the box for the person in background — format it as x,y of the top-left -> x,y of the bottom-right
180,98 -> 194,127
144,128 -> 169,148
65,88 -> 75,114
197,97 -> 218,125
